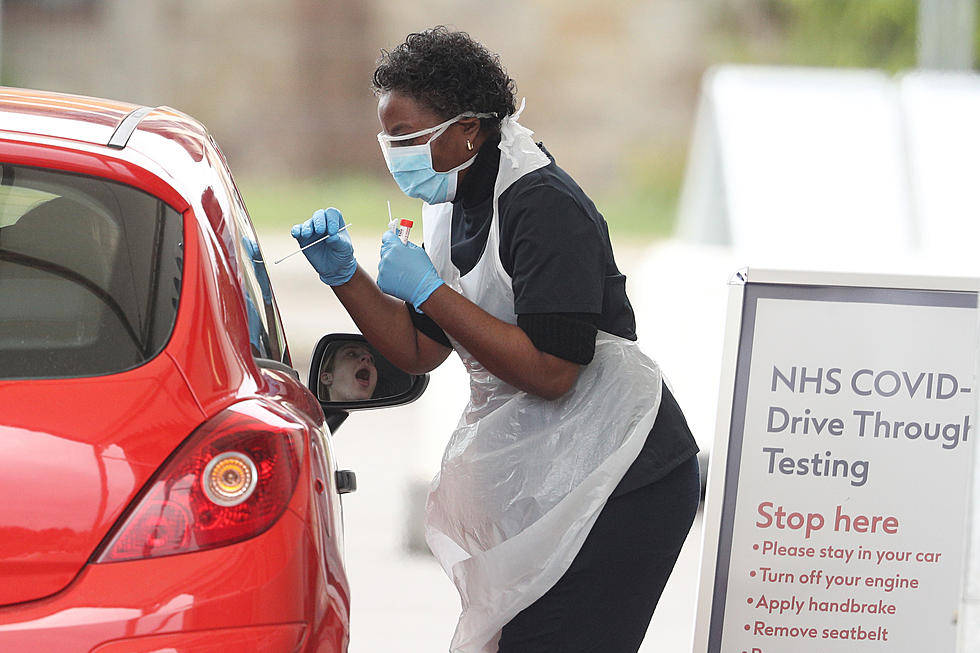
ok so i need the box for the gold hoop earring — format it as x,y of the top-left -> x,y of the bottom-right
466,139 -> 473,151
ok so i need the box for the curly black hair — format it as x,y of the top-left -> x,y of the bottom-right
372,26 -> 517,134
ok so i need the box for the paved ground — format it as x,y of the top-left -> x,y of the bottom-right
261,230 -> 703,652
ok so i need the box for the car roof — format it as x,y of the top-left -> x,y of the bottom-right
0,86 -> 140,146
0,87 -> 233,215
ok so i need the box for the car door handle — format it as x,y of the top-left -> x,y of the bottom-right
336,470 -> 357,494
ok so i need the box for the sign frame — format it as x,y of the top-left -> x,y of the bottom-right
692,268 -> 980,653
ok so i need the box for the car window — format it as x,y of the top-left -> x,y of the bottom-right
207,138 -> 288,365
0,185 -> 60,227
235,221 -> 282,362
0,164 -> 182,379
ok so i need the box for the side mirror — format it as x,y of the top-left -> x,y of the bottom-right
308,333 -> 428,411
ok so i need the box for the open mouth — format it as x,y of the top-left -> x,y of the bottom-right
355,368 -> 372,385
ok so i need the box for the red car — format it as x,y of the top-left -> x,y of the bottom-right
0,87 -> 424,652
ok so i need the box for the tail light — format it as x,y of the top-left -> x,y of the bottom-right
95,400 -> 304,563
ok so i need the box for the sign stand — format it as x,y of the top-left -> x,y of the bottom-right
693,269 -> 979,653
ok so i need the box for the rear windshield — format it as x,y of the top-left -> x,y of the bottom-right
0,164 -> 182,379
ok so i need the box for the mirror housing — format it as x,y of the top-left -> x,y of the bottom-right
308,333 -> 428,412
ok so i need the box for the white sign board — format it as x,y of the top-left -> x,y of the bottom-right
694,269 -> 978,653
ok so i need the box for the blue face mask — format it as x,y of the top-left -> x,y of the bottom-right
377,112 -> 495,204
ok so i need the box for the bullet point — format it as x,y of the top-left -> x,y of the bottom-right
744,624 -> 751,631
750,570 -> 757,577
747,597 -> 753,604
753,544 -> 759,550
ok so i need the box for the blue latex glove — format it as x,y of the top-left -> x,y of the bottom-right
377,230 -> 444,310
290,207 -> 356,286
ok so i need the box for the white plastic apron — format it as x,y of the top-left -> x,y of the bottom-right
422,110 -> 664,653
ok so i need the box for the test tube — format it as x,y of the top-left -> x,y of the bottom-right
395,218 -> 413,244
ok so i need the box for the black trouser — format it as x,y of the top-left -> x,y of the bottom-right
497,454 -> 700,653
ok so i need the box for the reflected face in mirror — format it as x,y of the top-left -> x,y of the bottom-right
320,343 -> 378,401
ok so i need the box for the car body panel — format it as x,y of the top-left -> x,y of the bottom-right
0,506 -> 347,653
0,87 -> 350,651
0,354 -> 204,605
90,624 -> 307,653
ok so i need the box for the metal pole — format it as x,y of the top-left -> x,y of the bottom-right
918,0 -> 977,69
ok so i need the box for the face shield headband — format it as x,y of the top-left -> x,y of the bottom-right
377,111 -> 497,204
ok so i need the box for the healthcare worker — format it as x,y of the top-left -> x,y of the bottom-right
291,26 -> 700,653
